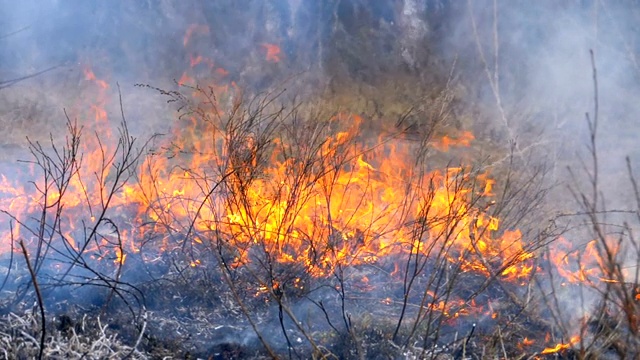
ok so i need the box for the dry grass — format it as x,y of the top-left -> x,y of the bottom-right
0,311 -> 149,360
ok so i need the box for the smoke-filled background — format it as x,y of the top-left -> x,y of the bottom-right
2,0 -> 640,185
1,0 -> 640,356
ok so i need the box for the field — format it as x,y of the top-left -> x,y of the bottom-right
1,1 -> 640,359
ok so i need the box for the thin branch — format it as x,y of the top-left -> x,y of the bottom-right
0,65 -> 61,90
19,240 -> 46,360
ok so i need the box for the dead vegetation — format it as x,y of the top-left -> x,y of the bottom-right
0,311 -> 149,360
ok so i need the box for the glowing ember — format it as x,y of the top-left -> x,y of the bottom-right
521,337 -> 535,347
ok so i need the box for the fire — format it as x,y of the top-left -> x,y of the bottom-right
135,106 -> 532,282
261,43 -> 281,62
433,131 -> 475,151
114,248 -> 126,265
0,65 -> 139,262
83,68 -> 109,90
0,24 -> 547,334
519,337 -> 535,347
540,335 -> 580,354
549,237 -> 623,284
1,23 -> 629,357
0,26 -> 547,310
0,62 -> 538,286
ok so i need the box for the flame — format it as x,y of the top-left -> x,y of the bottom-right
84,68 -> 109,89
0,25 -> 542,327
541,335 -> 580,354
520,337 -> 535,347
3,26 -> 628,353
261,43 -> 281,62
215,68 -> 229,77
0,65 -> 130,257
8,52 -> 526,284
433,131 -> 475,151
0,70 -> 536,282
549,237 -> 622,284
114,248 -> 126,265
190,54 -> 203,67
178,72 -> 194,86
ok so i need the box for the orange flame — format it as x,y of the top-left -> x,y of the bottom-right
520,337 -> 535,347
261,43 -> 281,62
549,237 -> 622,284
0,26 -> 540,312
83,68 -> 109,89
114,248 -> 126,265
0,100 -> 535,281
111,96 -> 533,281
178,72 -> 194,86
541,335 -> 580,354
433,131 -> 475,151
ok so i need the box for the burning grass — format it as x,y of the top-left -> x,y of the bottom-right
0,62 -> 639,358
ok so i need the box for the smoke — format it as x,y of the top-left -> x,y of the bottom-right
439,0 -> 640,331
438,1 -> 640,195
0,1 -> 194,75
